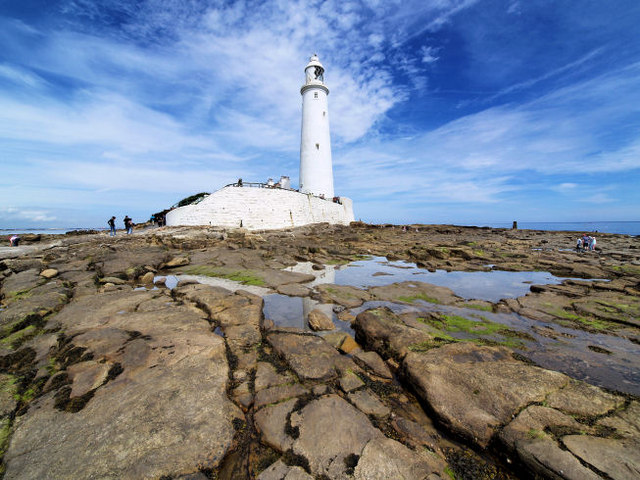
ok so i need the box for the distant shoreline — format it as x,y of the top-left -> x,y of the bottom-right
1,221 -> 639,236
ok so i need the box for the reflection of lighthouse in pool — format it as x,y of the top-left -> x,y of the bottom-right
266,262 -> 337,330
287,262 -> 336,328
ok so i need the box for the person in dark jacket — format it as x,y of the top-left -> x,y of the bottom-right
108,216 -> 116,236
123,216 -> 133,234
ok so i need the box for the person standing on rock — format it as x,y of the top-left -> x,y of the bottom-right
108,216 -> 116,236
124,216 -> 133,234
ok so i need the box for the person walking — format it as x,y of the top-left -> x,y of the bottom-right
108,216 -> 116,236
124,216 -> 133,234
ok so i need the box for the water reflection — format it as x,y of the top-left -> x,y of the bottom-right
263,294 -> 354,336
287,257 -> 604,302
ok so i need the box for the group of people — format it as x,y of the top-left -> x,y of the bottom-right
108,216 -> 134,236
576,234 -> 597,252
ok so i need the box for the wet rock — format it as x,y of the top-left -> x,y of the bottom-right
322,331 -> 348,349
352,350 -> 392,379
308,309 -> 334,331
562,436 -> 640,480
164,256 -> 190,268
354,307 -> 432,361
348,389 -> 390,417
315,284 -> 372,308
545,379 -> 624,417
353,436 -> 435,480
337,310 -> 356,323
98,276 -> 126,285
368,281 -> 461,306
267,332 -> 356,381
39,268 -> 58,279
402,343 -> 568,448
257,269 -> 316,289
254,398 -> 297,451
289,395 -> 379,478
337,335 -> 359,354
276,284 -> 311,297
140,271 -> 155,284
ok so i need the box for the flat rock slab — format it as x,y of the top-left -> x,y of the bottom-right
254,398 -> 298,452
563,435 -> 640,480
1,269 -> 42,296
290,395 -> 380,479
254,362 -> 295,392
402,342 -> 568,448
348,389 -> 390,417
3,290 -> 243,479
597,401 -> 640,438
267,332 -> 355,381
368,281 -> 461,306
315,284 -> 372,308
254,383 -> 308,410
353,436 -> 435,480
546,380 -> 624,417
499,406 -> 602,480
276,284 -> 311,297
354,307 -> 432,361
258,459 -> 313,480
352,350 -> 392,379
0,280 -> 69,332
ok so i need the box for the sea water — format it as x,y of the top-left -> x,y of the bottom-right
471,221 -> 640,236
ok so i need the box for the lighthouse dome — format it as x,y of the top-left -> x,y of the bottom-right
305,54 -> 324,70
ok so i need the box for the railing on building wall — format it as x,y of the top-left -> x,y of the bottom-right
224,181 -> 342,204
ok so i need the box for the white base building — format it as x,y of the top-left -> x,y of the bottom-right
166,185 -> 354,230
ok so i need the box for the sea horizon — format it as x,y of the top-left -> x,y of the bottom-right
2,220 -> 639,236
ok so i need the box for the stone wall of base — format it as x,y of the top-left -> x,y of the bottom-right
166,186 -> 354,230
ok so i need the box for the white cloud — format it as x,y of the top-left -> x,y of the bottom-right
420,46 -> 440,64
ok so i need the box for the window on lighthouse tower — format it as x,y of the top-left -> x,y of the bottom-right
314,92 -> 318,98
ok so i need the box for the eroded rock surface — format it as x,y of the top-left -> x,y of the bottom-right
0,223 -> 637,480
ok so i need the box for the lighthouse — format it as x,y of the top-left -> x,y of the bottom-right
299,54 -> 334,198
166,54 -> 354,230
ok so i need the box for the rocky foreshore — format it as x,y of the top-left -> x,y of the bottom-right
0,223 -> 638,479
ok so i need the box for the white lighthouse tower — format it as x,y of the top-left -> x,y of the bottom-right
299,54 -> 334,198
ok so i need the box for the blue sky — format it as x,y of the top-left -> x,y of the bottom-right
1,0 -> 639,228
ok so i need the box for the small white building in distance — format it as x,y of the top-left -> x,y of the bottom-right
166,54 -> 354,230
